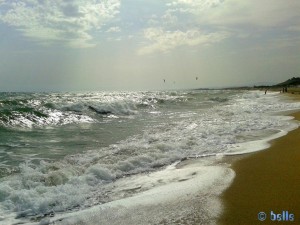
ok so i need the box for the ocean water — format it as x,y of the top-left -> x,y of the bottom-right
0,90 -> 299,224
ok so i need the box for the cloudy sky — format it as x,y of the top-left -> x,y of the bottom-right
0,0 -> 299,91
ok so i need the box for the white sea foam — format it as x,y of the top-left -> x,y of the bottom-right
31,161 -> 235,225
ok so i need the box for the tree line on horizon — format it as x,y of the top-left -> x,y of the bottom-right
254,77 -> 300,89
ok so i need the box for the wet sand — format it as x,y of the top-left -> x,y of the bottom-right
219,109 -> 300,224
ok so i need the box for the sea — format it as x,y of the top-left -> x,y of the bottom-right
0,90 -> 299,225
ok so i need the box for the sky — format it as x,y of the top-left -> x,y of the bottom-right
0,0 -> 299,92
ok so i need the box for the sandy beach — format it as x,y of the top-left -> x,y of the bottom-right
219,95 -> 300,224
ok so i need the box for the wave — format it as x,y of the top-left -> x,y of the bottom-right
0,91 -> 196,128
61,101 -> 138,116
208,97 -> 229,102
0,106 -> 93,128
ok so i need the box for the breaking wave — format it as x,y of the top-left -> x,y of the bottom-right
0,92 -> 194,128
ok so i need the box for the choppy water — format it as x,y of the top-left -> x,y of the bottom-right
0,90 -> 299,224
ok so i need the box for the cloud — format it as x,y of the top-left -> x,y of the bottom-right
0,0 -> 121,48
167,0 -> 300,28
137,1 -> 230,55
138,27 -> 229,55
106,26 -> 121,33
167,0 -> 223,10
137,0 -> 300,55
161,11 -> 178,26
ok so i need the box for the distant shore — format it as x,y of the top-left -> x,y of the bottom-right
219,94 -> 300,224
196,85 -> 300,95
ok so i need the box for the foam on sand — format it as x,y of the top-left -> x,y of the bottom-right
36,159 -> 234,225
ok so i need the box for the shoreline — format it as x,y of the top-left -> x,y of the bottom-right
219,95 -> 300,224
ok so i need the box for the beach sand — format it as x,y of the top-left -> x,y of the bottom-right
219,108 -> 300,224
